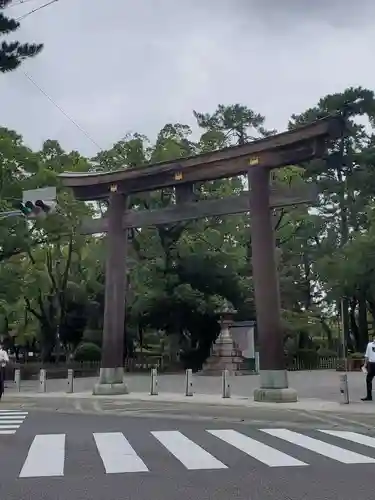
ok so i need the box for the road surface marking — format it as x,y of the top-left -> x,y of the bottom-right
261,429 -> 375,464
19,434 -> 65,477
208,429 -> 307,467
0,412 -> 28,433
93,432 -> 148,473
0,415 -> 26,418
319,430 -> 375,448
0,412 -> 28,416
151,430 -> 227,470
0,420 -> 24,424
0,410 -> 27,412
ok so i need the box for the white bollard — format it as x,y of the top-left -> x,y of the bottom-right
185,369 -> 193,396
66,369 -> 74,393
150,368 -> 158,395
39,369 -> 46,393
339,373 -> 349,404
222,369 -> 231,398
255,352 -> 260,373
14,369 -> 21,392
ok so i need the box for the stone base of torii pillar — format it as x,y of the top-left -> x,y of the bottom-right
200,303 -> 244,376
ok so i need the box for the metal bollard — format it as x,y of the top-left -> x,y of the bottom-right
14,369 -> 21,392
339,373 -> 349,404
66,369 -> 74,393
222,369 -> 231,398
150,368 -> 158,395
39,369 -> 46,393
185,369 -> 193,396
255,352 -> 260,374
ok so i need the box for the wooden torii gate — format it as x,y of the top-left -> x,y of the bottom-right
59,115 -> 342,401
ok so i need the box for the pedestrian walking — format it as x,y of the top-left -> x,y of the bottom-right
0,345 -> 9,400
362,334 -> 375,401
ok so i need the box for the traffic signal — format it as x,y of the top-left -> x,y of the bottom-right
15,200 -> 57,218
18,201 -> 34,216
34,199 -> 57,214
17,187 -> 57,219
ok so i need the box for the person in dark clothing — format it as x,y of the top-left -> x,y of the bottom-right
0,344 -> 9,399
362,334 -> 375,401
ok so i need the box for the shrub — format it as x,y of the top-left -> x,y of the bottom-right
317,348 -> 337,357
74,342 -> 101,362
349,351 -> 364,359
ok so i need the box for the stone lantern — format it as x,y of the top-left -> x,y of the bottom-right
200,300 -> 244,375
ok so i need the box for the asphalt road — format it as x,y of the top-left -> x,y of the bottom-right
3,394 -> 375,428
1,408 -> 375,500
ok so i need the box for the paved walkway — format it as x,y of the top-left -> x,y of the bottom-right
4,370 -> 374,415
8,370 -> 367,401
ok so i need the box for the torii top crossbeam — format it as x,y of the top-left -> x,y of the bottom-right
59,115 -> 342,201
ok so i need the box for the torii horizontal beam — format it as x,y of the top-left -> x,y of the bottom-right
59,115 -> 341,201
80,182 -> 317,234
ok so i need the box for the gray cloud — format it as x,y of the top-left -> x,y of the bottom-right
245,0 -> 375,28
0,0 -> 374,157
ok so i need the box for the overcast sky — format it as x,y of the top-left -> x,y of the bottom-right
1,0 -> 375,157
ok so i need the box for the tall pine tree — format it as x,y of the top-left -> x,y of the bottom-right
0,0 -> 43,73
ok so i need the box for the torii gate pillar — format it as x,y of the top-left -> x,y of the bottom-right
93,187 -> 129,395
249,167 -> 297,402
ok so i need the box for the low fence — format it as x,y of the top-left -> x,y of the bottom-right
5,353 -> 356,381
4,354 -> 173,381
4,361 -> 101,381
286,355 -> 338,371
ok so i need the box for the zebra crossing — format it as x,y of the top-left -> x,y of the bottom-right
14,427 -> 375,479
0,409 -> 28,434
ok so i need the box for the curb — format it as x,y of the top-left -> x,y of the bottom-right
4,391 -> 375,414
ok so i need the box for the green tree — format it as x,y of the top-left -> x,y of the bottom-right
0,0 -> 43,73
291,87 -> 375,352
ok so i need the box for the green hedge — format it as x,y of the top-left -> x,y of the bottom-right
74,342 -> 102,362
4,361 -> 101,381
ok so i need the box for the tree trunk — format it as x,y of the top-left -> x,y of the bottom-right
349,298 -> 359,350
358,290 -> 368,351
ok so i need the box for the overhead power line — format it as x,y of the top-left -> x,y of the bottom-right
22,71 -> 103,151
16,0 -> 58,21
4,0 -> 37,9
4,0 -> 103,151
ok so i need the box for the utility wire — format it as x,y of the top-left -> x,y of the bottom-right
4,0 -> 37,9
22,71 -> 103,151
16,0 -> 58,21
5,0 -> 103,151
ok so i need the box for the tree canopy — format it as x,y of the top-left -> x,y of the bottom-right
1,86 -> 375,368
0,0 -> 43,73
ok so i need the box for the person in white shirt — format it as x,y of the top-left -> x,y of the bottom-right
362,334 -> 375,401
0,345 -> 9,400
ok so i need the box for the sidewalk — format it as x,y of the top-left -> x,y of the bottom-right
5,370 -> 367,401
5,390 -> 375,414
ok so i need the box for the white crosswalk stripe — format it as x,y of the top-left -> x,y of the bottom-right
152,430 -> 227,470
0,410 -> 28,435
208,429 -> 307,467
93,432 -> 149,473
16,428 -> 375,479
261,429 -> 375,464
319,430 -> 375,448
19,434 -> 65,478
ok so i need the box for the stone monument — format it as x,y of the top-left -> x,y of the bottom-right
201,301 -> 243,375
